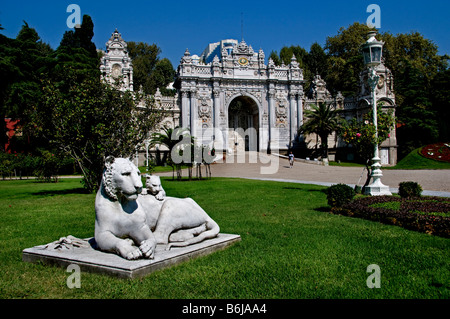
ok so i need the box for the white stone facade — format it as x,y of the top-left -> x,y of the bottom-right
100,29 -> 134,92
174,40 -> 304,154
100,33 -> 397,165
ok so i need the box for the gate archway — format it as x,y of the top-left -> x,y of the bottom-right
227,95 -> 259,153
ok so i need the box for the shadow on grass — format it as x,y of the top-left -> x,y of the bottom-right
164,178 -> 212,182
315,206 -> 331,213
32,188 -> 90,196
282,186 -> 328,194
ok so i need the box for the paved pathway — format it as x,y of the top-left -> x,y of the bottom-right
159,153 -> 450,197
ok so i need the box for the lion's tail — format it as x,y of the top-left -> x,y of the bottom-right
166,219 -> 220,250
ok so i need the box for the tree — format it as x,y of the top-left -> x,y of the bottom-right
0,32 -> 21,150
324,22 -> 448,158
430,68 -> 450,141
55,15 -> 99,77
20,15 -> 161,191
279,46 -> 294,66
2,15 -> 174,188
272,24 -> 373,96
394,60 -> 439,156
33,149 -> 62,183
127,41 -> 172,95
305,42 -> 328,81
0,22 -> 54,154
30,70 -> 162,192
380,31 -> 448,156
381,31 -> 449,90
153,129 -> 212,181
150,58 -> 176,96
338,107 -> 395,188
150,126 -> 187,179
269,44 -> 327,90
268,51 -> 281,66
325,22 -> 372,96
299,102 -> 341,159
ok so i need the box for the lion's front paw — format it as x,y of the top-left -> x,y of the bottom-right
117,241 -> 142,260
139,239 -> 156,259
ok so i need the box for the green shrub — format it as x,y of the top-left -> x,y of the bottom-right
327,183 -> 355,207
331,195 -> 450,238
34,150 -> 61,182
399,181 -> 422,198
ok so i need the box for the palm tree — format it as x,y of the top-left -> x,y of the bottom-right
299,102 -> 341,159
150,126 -> 188,179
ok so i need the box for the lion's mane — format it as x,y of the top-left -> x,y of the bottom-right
101,157 -> 118,201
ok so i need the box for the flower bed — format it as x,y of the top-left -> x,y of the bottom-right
420,142 -> 450,163
331,195 -> 450,238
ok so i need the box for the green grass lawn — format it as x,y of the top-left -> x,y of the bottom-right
388,147 -> 450,170
0,177 -> 448,299
329,147 -> 450,169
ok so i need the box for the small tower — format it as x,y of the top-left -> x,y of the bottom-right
100,29 -> 133,91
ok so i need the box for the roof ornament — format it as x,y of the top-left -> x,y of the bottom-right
181,48 -> 192,64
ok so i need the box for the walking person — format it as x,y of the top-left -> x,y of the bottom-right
288,151 -> 294,168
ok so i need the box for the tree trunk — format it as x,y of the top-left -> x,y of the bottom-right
362,162 -> 372,193
176,164 -> 182,180
320,134 -> 329,159
205,164 -> 211,179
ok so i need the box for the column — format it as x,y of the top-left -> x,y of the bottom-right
267,89 -> 275,152
190,89 -> 197,137
213,89 -> 221,131
297,93 -> 303,129
181,90 -> 190,129
296,93 -> 304,143
289,92 -> 297,145
213,89 -> 222,150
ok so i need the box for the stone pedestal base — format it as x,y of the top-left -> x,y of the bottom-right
364,179 -> 392,196
22,233 -> 241,279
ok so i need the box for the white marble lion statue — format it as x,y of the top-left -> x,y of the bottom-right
94,156 -> 157,260
141,174 -> 166,200
95,157 -> 220,260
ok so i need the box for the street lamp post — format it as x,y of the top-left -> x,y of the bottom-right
361,31 -> 391,196
144,139 -> 150,170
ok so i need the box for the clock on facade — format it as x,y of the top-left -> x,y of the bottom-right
238,57 -> 249,66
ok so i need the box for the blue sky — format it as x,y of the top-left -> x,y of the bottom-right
1,0 -> 449,65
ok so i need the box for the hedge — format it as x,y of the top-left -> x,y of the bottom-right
331,195 -> 450,238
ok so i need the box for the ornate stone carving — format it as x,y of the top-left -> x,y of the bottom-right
276,102 -> 287,123
100,29 -> 133,91
198,96 -> 212,121
42,236 -> 90,251
169,36 -> 395,161
308,74 -> 331,100
181,48 -> 193,64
